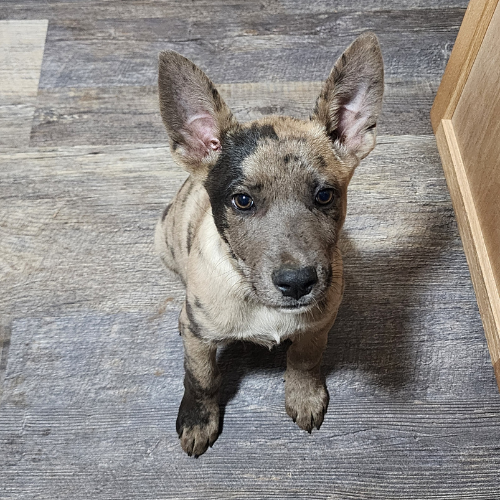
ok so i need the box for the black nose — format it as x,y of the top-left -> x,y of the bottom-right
272,266 -> 318,300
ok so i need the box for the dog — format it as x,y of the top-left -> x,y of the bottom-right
155,32 -> 384,456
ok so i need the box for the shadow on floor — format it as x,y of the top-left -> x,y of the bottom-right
326,206 -> 457,390
216,204 -> 458,422
217,340 -> 289,431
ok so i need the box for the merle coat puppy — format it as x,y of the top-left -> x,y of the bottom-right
155,32 -> 384,456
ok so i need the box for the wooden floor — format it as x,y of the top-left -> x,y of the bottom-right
2,1 -> 500,498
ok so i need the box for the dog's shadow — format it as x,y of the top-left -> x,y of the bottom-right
217,340 -> 290,431
217,206 -> 457,423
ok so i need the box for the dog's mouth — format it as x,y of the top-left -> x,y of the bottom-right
269,294 -> 323,313
247,283 -> 319,313
280,303 -> 305,309
278,303 -> 315,314
279,299 -> 314,310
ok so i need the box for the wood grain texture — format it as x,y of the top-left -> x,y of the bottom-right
0,322 -> 10,401
0,145 -> 187,323
0,0 -> 470,22
0,101 -> 37,148
0,20 -> 47,149
29,79 -> 437,147
42,8 -> 464,42
0,20 -> 48,98
430,0 -> 499,128
1,136 -> 499,498
452,2 -> 500,301
431,0 -> 500,387
35,9 -> 464,89
435,120 -> 500,388
1,0 -> 500,497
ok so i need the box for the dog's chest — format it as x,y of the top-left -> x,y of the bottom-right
206,300 -> 309,347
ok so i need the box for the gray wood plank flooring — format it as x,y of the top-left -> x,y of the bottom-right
1,1 -> 500,499
29,79 -> 438,147
37,10 -> 463,88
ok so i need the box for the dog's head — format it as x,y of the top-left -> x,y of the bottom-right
158,33 -> 384,311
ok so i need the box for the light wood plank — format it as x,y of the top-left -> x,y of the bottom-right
452,2 -> 500,304
0,20 -> 48,148
0,20 -> 48,97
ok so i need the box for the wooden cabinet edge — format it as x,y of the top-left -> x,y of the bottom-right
430,0 -> 499,132
435,120 -> 500,390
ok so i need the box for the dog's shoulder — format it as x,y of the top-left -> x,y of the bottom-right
155,176 -> 210,280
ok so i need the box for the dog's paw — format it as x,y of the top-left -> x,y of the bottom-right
285,371 -> 329,433
176,397 -> 219,457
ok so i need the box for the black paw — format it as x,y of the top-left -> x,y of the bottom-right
176,395 -> 219,456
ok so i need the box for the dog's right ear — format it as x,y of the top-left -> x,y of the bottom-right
158,51 -> 237,175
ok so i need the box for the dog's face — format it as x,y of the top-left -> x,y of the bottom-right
203,117 -> 351,310
158,33 -> 384,310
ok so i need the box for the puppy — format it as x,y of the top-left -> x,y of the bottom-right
155,32 -> 384,456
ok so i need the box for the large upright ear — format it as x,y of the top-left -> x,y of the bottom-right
158,51 -> 237,173
312,32 -> 384,161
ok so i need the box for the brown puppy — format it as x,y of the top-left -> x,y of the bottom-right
155,32 -> 384,456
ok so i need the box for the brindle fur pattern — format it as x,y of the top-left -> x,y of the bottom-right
155,32 -> 384,456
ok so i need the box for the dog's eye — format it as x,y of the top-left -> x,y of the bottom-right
315,189 -> 335,206
232,193 -> 254,211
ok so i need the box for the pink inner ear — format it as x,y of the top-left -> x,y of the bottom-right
184,113 -> 221,159
337,85 -> 370,150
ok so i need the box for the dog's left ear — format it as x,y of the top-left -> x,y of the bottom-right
158,50 -> 237,174
312,32 -> 384,162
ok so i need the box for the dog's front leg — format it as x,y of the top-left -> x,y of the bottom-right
176,302 -> 221,456
285,325 -> 332,432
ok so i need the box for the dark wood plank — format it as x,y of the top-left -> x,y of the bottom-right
2,388 -> 500,498
29,79 -> 437,147
35,9 -> 465,89
0,0 -> 470,22
43,9 -> 465,42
